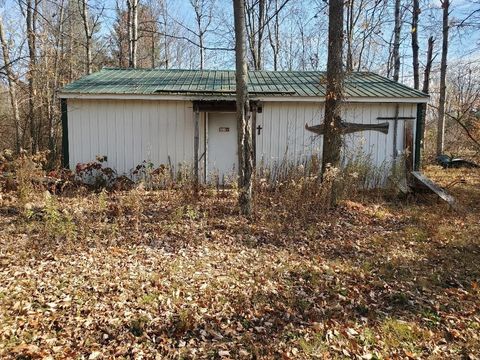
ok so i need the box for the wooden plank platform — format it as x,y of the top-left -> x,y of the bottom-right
410,171 -> 458,208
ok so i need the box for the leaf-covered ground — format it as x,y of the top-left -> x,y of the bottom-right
0,167 -> 479,359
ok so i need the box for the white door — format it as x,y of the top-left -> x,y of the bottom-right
208,113 -> 238,184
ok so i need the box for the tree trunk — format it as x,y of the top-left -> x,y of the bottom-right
131,0 -> 138,68
411,0 -> 420,89
67,8 -> 74,81
422,36 -> 434,94
391,0 -> 404,170
436,0 -> 449,156
191,0 -> 203,69
245,1 -> 257,69
346,0 -> 354,72
0,16 -> 21,153
256,0 -> 265,70
392,0 -> 401,82
392,0 -> 402,164
161,1 -> 169,69
321,0 -> 344,206
199,25 -> 204,69
245,0 -> 265,70
127,0 -> 138,68
199,41 -> 204,69
267,0 -> 280,71
233,0 -> 253,216
415,37 -> 434,155
48,2 -> 66,165
26,0 -> 39,153
151,31 -> 156,68
80,0 -> 92,74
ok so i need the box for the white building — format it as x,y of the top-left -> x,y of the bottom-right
59,68 -> 428,183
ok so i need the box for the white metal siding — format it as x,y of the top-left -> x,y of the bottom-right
67,99 -> 204,176
67,99 -> 417,179
256,101 -> 323,167
256,101 -> 417,170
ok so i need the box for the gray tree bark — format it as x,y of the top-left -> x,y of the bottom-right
346,0 -> 355,72
436,0 -> 449,155
0,16 -> 21,153
26,0 -> 39,153
392,0 -> 401,82
418,36 -> 434,154
160,1 -> 169,69
267,0 -> 280,70
48,1 -> 66,164
422,36 -> 434,94
245,0 -> 266,70
412,0 -> 420,89
127,0 -> 138,68
233,0 -> 253,216
321,0 -> 344,206
132,0 -> 138,68
189,0 -> 213,70
80,0 -> 92,74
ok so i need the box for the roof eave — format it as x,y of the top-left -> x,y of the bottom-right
58,92 -> 429,104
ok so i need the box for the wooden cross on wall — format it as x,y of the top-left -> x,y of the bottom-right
257,125 -> 263,135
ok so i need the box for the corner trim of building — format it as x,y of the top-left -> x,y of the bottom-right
61,98 -> 69,169
414,102 -> 426,171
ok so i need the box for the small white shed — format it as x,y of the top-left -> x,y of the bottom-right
58,68 -> 428,182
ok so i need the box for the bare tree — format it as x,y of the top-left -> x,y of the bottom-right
392,0 -> 401,82
419,36 -> 435,154
25,0 -> 40,152
189,0 -> 214,69
127,0 -> 139,68
429,62 -> 480,150
245,0 -> 266,70
445,62 -> 480,149
423,36 -> 435,94
144,2 -> 161,68
233,0 -> 253,216
345,0 -> 358,72
48,0 -> 68,162
267,0 -> 280,70
248,0 -> 294,70
437,0 -> 450,155
113,1 -> 161,68
78,0 -> 104,74
132,0 -> 138,68
64,0 -> 86,82
411,0 -> 420,89
321,0 -> 344,206
0,16 -> 21,153
79,0 -> 92,74
342,0 -> 388,72
160,0 -> 170,68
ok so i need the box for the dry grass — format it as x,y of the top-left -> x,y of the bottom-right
0,165 -> 479,359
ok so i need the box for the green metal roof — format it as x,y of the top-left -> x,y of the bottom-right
60,68 -> 428,99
